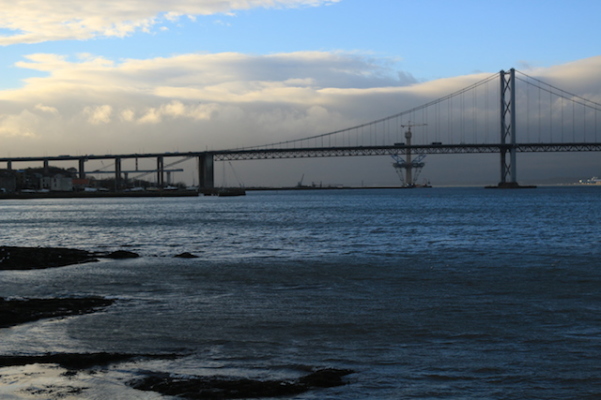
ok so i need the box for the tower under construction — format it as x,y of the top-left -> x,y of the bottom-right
391,123 -> 429,187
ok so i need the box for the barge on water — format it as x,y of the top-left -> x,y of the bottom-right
201,188 -> 247,197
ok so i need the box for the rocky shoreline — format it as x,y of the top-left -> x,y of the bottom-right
128,368 -> 354,399
0,246 -> 98,270
0,296 -> 114,329
0,245 -> 354,399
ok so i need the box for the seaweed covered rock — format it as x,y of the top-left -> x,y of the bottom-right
0,246 -> 97,270
104,250 -> 140,259
174,252 -> 199,258
0,296 -> 114,329
298,368 -> 355,387
128,368 -> 354,399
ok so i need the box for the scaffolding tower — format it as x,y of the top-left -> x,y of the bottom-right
391,123 -> 427,187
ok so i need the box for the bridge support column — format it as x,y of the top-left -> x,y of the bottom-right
157,156 -> 164,188
115,157 -> 122,191
43,159 -> 49,176
499,68 -> 519,187
78,158 -> 86,179
198,153 -> 214,193
6,161 -> 11,170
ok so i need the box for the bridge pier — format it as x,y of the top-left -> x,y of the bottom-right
198,154 -> 214,193
78,158 -> 86,179
157,156 -> 164,188
6,161 -> 11,170
43,159 -> 49,175
115,157 -> 122,191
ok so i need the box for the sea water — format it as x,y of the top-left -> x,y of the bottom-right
0,187 -> 600,399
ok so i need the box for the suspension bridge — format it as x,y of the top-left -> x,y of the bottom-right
1,68 -> 600,191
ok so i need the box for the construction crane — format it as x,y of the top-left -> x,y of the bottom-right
392,123 -> 427,187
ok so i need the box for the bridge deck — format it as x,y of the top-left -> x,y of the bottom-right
2,143 -> 601,164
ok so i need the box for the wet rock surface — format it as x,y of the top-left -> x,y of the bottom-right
128,368 -> 354,399
0,246 -> 356,398
0,246 -> 205,269
0,296 -> 115,329
175,252 -> 199,258
0,246 -> 97,270
103,250 -> 140,259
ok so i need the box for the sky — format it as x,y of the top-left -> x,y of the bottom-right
0,0 -> 600,186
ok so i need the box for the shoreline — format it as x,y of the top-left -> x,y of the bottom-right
0,296 -> 114,329
0,245 -> 353,399
0,246 -> 98,270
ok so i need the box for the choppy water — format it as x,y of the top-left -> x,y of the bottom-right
1,187 -> 601,399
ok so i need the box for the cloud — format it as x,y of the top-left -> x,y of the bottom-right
0,0 -> 340,45
34,104 -> 58,114
137,101 -> 220,124
0,110 -> 40,138
0,50 -> 416,155
120,109 -> 136,122
536,57 -> 601,101
0,51 -> 599,185
84,105 -> 113,124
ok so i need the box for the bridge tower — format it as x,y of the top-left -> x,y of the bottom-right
499,68 -> 517,186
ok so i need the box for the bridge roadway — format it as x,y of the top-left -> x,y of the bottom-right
2,143 -> 601,164
2,142 -> 601,189
212,142 -> 601,161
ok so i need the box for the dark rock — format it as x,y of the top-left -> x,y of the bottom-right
298,368 -> 355,387
105,250 -> 139,259
174,252 -> 199,258
128,368 -> 354,399
0,296 -> 114,329
0,246 -> 97,270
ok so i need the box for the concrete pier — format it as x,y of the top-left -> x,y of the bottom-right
115,157 -> 122,191
78,158 -> 86,179
198,154 -> 214,191
157,156 -> 164,188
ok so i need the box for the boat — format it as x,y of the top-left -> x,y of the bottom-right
202,188 -> 246,197
579,177 -> 601,185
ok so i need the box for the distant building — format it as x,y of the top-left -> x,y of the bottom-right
72,178 -> 91,191
42,174 -> 73,191
0,170 -> 16,193
11,166 -> 81,192
52,175 -> 73,191
41,176 -> 51,190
